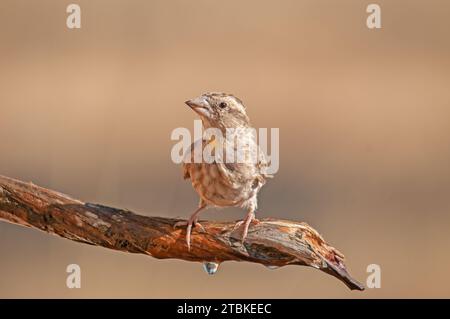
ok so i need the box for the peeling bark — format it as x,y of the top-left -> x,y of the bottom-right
0,175 -> 364,291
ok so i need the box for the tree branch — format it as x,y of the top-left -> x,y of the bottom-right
0,175 -> 364,291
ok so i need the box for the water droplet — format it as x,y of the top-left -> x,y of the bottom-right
202,262 -> 219,275
264,265 -> 279,270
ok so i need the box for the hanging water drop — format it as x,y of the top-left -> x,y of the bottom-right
202,262 -> 219,275
264,265 -> 279,270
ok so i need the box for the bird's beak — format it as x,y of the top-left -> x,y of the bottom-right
185,96 -> 212,118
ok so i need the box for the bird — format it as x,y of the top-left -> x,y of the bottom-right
175,92 -> 272,250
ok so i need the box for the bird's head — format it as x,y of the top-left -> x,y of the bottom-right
185,92 -> 250,129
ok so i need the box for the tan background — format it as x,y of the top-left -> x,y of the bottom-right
0,0 -> 449,298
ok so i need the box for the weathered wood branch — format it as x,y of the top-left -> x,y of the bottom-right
0,175 -> 364,291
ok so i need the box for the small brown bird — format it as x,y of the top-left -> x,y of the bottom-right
175,92 -> 272,249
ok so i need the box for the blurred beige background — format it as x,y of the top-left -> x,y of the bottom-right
0,0 -> 449,298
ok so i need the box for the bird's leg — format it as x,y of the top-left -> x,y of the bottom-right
174,204 -> 207,250
233,210 -> 260,243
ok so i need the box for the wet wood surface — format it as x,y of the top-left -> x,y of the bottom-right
0,175 -> 364,290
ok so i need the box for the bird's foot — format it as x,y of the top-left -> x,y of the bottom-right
174,218 -> 205,250
232,213 -> 259,243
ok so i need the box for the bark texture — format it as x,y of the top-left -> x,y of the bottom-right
0,175 -> 364,291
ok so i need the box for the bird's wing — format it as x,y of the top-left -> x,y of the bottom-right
256,144 -> 273,179
182,139 -> 203,180
215,137 -> 272,187
182,137 -> 273,183
182,164 -> 190,180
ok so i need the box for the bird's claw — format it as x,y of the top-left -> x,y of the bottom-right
232,214 -> 259,244
174,220 -> 205,232
174,219 -> 206,250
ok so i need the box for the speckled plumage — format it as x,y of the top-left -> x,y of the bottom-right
176,92 -> 272,249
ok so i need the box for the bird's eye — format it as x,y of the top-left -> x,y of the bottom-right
219,102 -> 227,109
